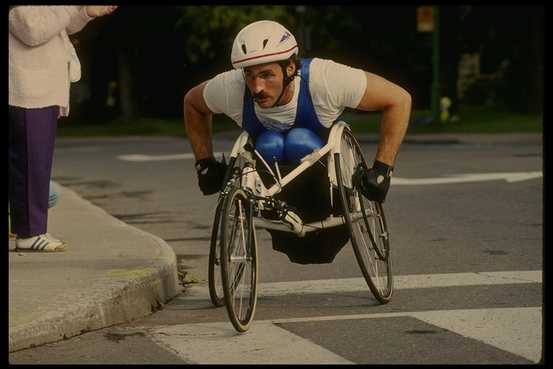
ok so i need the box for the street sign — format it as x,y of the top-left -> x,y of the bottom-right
417,6 -> 434,32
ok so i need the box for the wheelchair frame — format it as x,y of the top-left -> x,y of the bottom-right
227,121 -> 360,237
208,121 -> 393,332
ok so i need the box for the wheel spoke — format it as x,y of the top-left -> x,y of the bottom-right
220,187 -> 257,331
335,128 -> 392,304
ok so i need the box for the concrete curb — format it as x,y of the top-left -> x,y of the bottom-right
8,185 -> 181,353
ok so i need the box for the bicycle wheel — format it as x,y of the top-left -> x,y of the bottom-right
220,186 -> 258,332
208,199 -> 225,307
334,128 -> 393,303
208,157 -> 238,307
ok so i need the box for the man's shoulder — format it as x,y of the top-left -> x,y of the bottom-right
307,57 -> 331,70
209,68 -> 244,84
307,57 -> 350,78
205,68 -> 245,98
305,57 -> 343,83
203,68 -> 245,118
308,57 -> 355,71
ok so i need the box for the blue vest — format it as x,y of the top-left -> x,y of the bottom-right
242,58 -> 329,141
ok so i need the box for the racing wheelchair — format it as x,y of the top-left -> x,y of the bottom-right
207,121 -> 393,332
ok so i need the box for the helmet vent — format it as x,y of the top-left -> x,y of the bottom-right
241,44 -> 247,54
262,38 -> 269,49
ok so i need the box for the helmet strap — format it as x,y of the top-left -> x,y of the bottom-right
271,61 -> 296,108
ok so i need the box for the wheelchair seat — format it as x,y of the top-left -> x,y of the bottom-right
256,158 -> 350,264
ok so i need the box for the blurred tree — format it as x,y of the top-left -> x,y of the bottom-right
460,6 -> 543,113
302,6 -> 421,107
439,6 -> 462,118
83,6 -> 185,122
175,6 -> 290,65
73,5 -> 541,124
299,5 -> 361,60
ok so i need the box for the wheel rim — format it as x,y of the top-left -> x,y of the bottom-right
221,189 -> 257,328
353,194 -> 392,299
209,160 -> 240,308
337,129 -> 392,301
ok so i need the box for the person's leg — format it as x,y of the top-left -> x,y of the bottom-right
9,105 -> 58,238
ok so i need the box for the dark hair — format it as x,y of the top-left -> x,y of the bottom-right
278,54 -> 301,89
278,54 -> 301,79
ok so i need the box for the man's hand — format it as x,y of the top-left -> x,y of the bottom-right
352,160 -> 393,203
195,157 -> 227,195
86,6 -> 118,18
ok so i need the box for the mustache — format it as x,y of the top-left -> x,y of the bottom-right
253,92 -> 269,100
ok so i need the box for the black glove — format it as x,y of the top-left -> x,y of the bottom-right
195,157 -> 227,195
352,160 -> 393,203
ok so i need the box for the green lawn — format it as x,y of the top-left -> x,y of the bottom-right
57,105 -> 542,138
57,115 -> 237,138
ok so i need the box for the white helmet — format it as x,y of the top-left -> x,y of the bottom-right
231,20 -> 299,69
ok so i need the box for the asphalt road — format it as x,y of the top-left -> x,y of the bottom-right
10,133 -> 543,364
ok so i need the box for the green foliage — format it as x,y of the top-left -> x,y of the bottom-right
58,105 -> 542,138
345,105 -> 542,135
175,6 -> 291,63
302,6 -> 360,54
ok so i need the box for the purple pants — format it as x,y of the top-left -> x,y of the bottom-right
9,105 -> 58,238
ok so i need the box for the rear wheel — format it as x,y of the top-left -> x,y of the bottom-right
208,200 -> 225,307
220,186 -> 258,332
334,128 -> 393,303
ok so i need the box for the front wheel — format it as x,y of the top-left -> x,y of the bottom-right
220,186 -> 258,332
334,128 -> 393,303
208,156 -> 239,308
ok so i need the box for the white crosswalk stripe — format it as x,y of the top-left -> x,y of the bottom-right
149,307 -> 541,364
179,270 -> 542,300
117,152 -> 226,162
150,270 -> 542,363
150,321 -> 355,364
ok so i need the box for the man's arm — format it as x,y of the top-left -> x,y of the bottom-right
355,71 -> 412,166
183,81 -> 215,161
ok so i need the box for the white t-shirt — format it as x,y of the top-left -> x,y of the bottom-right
203,58 -> 367,131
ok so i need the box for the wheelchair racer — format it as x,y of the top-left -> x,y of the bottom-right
184,20 -> 411,203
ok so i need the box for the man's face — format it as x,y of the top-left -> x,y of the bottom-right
243,62 -> 284,108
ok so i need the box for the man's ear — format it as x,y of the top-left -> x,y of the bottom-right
286,61 -> 296,77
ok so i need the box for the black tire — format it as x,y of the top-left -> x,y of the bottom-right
220,186 -> 258,332
334,128 -> 393,303
208,200 -> 225,307
208,156 -> 238,307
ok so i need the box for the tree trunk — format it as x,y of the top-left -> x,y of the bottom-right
530,10 -> 543,114
117,49 -> 134,122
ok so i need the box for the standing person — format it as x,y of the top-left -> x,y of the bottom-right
9,5 -> 118,252
184,20 -> 411,263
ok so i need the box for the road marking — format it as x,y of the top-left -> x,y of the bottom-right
181,270 -> 542,300
149,307 -> 541,363
392,171 -> 542,185
411,307 -> 542,363
150,321 -> 354,364
116,152 -> 542,185
117,152 -> 226,162
267,307 -> 543,363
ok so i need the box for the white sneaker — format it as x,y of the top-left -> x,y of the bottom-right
15,233 -> 66,252
45,233 -> 65,245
